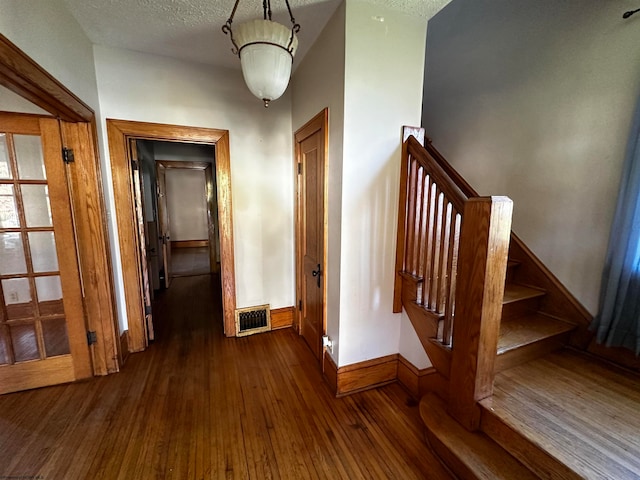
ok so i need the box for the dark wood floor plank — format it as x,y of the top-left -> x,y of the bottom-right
0,274 -> 449,479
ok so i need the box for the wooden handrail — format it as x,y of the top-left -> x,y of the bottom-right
406,136 -> 468,213
395,127 -> 513,431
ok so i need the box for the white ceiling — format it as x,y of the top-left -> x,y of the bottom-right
61,0 -> 450,70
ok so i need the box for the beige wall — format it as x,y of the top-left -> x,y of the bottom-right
165,169 -> 208,242
0,0 -> 101,112
291,2 -> 346,365
93,45 -> 296,319
423,0 -> 640,314
0,86 -> 48,115
338,1 -> 427,366
292,0 -> 431,367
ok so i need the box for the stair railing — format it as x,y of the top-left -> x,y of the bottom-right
394,128 -> 513,430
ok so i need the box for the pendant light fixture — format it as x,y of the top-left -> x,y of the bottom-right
222,0 -> 300,107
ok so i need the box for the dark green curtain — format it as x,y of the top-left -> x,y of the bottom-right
591,101 -> 640,355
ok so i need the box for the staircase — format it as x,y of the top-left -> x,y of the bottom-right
395,129 -> 640,479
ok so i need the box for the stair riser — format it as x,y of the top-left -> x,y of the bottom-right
421,394 -> 539,480
495,332 -> 571,373
480,407 -> 582,480
501,297 -> 541,321
505,264 -> 519,285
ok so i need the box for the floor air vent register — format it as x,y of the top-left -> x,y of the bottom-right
235,305 -> 271,337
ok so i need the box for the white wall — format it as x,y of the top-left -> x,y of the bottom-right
0,0 -> 101,112
165,169 -> 208,241
423,0 -> 640,314
0,86 -> 48,115
338,1 -> 427,366
291,2 -> 346,365
0,0 -> 125,329
93,45 -> 295,322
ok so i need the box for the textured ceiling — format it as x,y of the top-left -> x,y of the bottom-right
61,0 -> 450,70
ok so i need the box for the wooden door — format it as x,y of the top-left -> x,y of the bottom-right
129,140 -> 154,342
205,164 -> 220,274
156,163 -> 172,288
0,113 -> 92,394
295,110 -> 327,360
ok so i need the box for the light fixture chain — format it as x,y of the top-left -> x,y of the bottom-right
285,0 -> 300,52
222,0 -> 241,55
263,0 -> 272,20
284,0 -> 298,27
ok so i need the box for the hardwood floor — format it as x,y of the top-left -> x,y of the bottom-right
0,274 -> 452,479
480,349 -> 640,479
171,246 -> 211,277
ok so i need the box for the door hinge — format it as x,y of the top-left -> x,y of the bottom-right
298,299 -> 303,311
62,147 -> 75,164
131,159 -> 139,171
145,305 -> 152,315
87,330 -> 97,346
297,162 -> 302,175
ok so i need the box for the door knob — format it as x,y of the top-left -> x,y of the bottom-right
312,264 -> 322,288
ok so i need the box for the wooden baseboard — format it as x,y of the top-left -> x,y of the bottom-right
397,355 -> 436,399
322,352 -> 437,399
270,306 -> 294,330
171,240 -> 208,249
120,330 -> 130,366
587,341 -> 640,372
330,354 -> 399,397
323,352 -> 339,394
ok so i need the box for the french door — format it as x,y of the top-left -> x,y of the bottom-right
0,113 -> 91,394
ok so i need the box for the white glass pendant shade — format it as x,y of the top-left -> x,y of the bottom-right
235,19 -> 298,106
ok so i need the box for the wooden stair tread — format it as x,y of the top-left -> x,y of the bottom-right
420,393 -> 537,480
503,284 -> 546,304
480,350 -> 640,479
497,314 -> 574,355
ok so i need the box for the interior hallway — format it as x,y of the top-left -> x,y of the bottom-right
171,246 -> 211,278
0,274 -> 452,479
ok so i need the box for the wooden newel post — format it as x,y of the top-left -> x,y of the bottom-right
393,127 -> 425,313
448,196 -> 513,431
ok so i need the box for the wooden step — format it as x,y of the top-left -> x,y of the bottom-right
502,284 -> 546,320
495,313 -> 574,372
420,393 -> 538,480
480,350 -> 640,480
505,259 -> 521,284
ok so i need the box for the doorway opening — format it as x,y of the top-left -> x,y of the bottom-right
135,140 -> 219,289
107,120 -> 237,354
129,139 -> 220,345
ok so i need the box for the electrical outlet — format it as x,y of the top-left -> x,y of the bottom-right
322,335 -> 333,354
8,291 -> 18,303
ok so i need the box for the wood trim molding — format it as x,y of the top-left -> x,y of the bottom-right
0,34 -> 93,122
323,353 -> 339,394
294,108 -> 329,335
323,354 -> 399,397
107,119 -> 237,351
61,121 -> 119,375
270,306 -> 295,330
323,353 -> 439,399
171,240 -> 208,249
0,34 -> 118,376
119,331 -> 130,366
397,355 -> 436,400
156,160 -> 210,170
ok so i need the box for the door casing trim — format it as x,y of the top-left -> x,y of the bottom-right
294,109 -> 329,361
107,119 -> 237,349
0,33 -> 119,375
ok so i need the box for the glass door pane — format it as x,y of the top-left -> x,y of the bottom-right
0,128 -> 70,363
